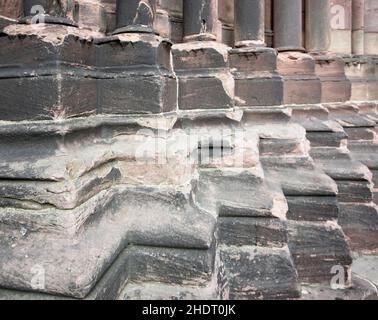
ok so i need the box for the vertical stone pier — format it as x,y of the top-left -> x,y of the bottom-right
172,0 -> 234,110
95,0 -> 177,114
274,0 -> 321,104
229,0 -> 283,107
306,0 -> 351,103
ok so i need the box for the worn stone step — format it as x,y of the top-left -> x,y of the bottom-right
312,157 -> 372,182
345,127 -> 377,141
288,221 -> 352,283
286,196 -> 339,222
196,169 -> 288,219
0,243 -> 218,300
0,186 -> 215,298
337,180 -> 374,203
349,142 -> 378,170
259,138 -> 306,156
339,203 -> 378,253
306,131 -> 347,148
121,251 -> 228,300
261,157 -> 338,196
218,217 -> 287,248
219,245 -> 300,300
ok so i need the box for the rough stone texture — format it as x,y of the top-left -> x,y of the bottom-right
219,245 -> 300,300
277,52 -> 322,104
0,0 -> 22,19
339,203 -> 378,253
230,47 -> 283,106
1,0 -> 378,301
288,220 -> 352,283
313,53 -> 352,103
172,42 -> 234,110
0,25 -> 177,120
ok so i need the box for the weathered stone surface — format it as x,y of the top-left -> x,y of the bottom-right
173,42 -> 234,110
349,142 -> 378,169
219,245 -> 300,300
277,52 -> 322,104
125,244 -> 215,286
0,0 -> 22,19
313,54 -> 351,103
288,221 -> 352,283
196,169 -> 288,219
336,180 -> 373,203
345,127 -> 377,141
95,33 -> 177,114
286,196 -> 339,222
339,203 -> 378,252
0,25 -> 99,121
218,217 -> 287,247
262,157 -> 338,196
0,186 -> 215,298
73,0 -> 107,32
0,25 -> 177,119
307,131 -> 347,148
313,156 -> 372,182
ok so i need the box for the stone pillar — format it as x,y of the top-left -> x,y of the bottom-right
94,0 -> 176,114
218,0 -> 234,47
352,0 -> 365,55
234,0 -> 265,48
114,0 -> 156,34
264,0 -> 273,47
72,0 -> 107,33
274,0 -> 303,52
183,0 -> 217,42
172,0 -> 234,110
305,0 -> 351,103
154,0 -> 171,39
329,0 -> 352,54
364,0 -> 378,55
305,0 -> 331,53
229,0 -> 283,106
273,0 -> 321,104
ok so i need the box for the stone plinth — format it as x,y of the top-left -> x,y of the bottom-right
277,52 -> 321,104
172,41 -> 234,110
230,47 -> 283,107
313,53 -> 351,103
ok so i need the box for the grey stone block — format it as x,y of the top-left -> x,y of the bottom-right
336,180 -> 373,203
338,203 -> 378,252
286,196 -> 339,222
219,245 -> 300,300
288,221 -> 352,283
218,217 -> 287,247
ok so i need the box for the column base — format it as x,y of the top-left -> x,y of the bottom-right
345,56 -> 378,101
312,53 -> 351,103
172,41 -> 234,110
0,24 -> 98,121
230,47 -> 283,107
277,52 -> 321,105
95,33 -> 177,114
